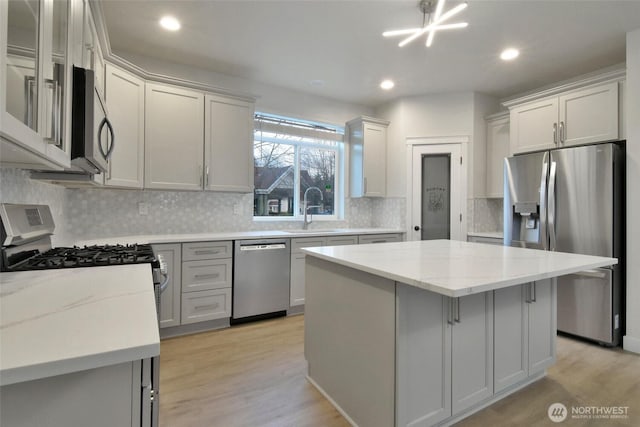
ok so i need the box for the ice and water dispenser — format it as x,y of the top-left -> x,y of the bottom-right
503,151 -> 548,249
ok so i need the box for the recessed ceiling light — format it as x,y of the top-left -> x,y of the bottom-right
159,16 -> 181,31
500,48 -> 519,61
380,80 -> 395,90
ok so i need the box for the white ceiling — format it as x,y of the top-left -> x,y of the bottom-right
100,0 -> 640,107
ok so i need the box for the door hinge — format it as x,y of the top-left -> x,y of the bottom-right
460,156 -> 462,165
459,213 -> 462,222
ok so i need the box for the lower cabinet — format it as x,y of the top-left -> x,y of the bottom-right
494,279 -> 556,392
181,288 -> 231,325
290,234 -> 362,308
152,243 -> 181,329
290,237 -> 327,307
0,359 -> 153,427
396,284 -> 493,426
180,241 -> 232,324
358,233 -> 403,244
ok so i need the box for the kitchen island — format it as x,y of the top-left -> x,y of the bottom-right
302,240 -> 617,427
0,264 -> 160,426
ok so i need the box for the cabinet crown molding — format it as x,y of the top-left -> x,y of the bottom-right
502,66 -> 625,108
346,116 -> 390,127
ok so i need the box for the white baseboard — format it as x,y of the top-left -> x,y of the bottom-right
623,335 -> 640,354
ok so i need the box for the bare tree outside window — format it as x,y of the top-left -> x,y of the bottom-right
253,114 -> 342,219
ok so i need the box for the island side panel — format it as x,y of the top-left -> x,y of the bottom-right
305,256 -> 396,427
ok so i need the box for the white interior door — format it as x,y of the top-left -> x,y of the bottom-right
410,144 -> 463,241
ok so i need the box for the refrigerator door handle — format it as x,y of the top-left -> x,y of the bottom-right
548,161 -> 557,251
539,153 -> 549,250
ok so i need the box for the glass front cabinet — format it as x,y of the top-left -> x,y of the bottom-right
0,0 -> 82,170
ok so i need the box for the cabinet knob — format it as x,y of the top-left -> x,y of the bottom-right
414,226 -> 420,231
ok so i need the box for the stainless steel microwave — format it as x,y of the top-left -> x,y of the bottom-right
70,66 -> 114,174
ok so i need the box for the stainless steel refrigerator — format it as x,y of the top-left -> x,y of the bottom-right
504,142 -> 625,346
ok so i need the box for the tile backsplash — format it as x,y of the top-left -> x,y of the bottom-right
0,168 -> 381,243
0,168 -> 501,243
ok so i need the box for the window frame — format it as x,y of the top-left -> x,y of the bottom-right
253,113 -> 344,222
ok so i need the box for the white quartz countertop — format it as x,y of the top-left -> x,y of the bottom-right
467,231 -> 504,239
0,264 -> 160,386
74,228 -> 404,246
302,240 -> 617,297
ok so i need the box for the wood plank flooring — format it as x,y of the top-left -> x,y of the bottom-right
160,315 -> 640,427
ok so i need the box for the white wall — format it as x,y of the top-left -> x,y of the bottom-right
624,29 -> 640,354
116,51 -> 373,126
374,92 -> 498,199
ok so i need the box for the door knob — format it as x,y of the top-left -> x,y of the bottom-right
414,226 -> 420,231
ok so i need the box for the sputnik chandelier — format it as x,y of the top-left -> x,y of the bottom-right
383,0 -> 468,48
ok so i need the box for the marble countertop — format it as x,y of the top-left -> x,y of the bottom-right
467,231 -> 504,239
0,264 -> 160,386
74,228 -> 404,246
302,240 -> 617,297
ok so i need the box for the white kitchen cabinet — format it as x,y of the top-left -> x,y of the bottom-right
144,82 -> 204,190
204,93 -> 254,192
358,233 -> 403,244
0,0 -> 74,170
103,64 -> 144,188
180,241 -> 232,324
290,237 -> 326,307
326,235 -> 358,246
182,258 -> 231,292
152,243 -> 181,329
181,288 -> 231,324
509,82 -> 618,155
485,112 -> 509,198
82,0 -> 104,98
493,279 -> 556,393
347,116 -> 389,197
396,285 -> 493,426
1,359 -> 151,427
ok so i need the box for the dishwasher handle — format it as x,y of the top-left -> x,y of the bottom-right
239,243 -> 287,251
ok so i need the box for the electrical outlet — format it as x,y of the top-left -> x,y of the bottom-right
233,204 -> 241,215
138,202 -> 148,216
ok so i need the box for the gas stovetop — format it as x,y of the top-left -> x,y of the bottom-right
4,244 -> 159,272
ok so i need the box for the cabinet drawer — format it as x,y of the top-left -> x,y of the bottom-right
181,288 -> 231,324
358,233 -> 403,244
291,237 -> 326,253
326,235 -> 358,246
182,259 -> 232,292
182,241 -> 232,261
467,236 -> 504,245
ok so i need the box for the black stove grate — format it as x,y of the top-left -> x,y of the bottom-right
5,244 -> 159,271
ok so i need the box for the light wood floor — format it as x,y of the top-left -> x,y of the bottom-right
159,315 -> 640,427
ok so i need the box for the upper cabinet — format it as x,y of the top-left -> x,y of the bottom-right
104,64 -> 144,188
1,0 -> 75,170
347,116 -> 389,197
204,94 -> 254,192
81,0 -> 104,98
509,81 -> 619,155
485,112 -> 509,198
144,82 -> 204,191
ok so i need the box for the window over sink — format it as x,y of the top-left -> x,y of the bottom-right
253,113 -> 344,220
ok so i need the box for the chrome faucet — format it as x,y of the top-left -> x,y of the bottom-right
303,186 -> 324,230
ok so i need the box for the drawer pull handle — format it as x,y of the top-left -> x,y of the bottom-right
194,273 -> 220,280
194,303 -> 219,310
194,250 -> 221,255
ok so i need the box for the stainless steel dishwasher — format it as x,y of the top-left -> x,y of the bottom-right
232,239 -> 291,322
